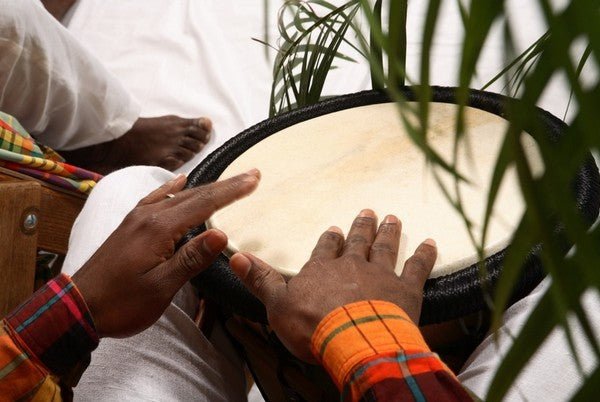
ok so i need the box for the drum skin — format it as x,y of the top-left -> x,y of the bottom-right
183,86 -> 600,325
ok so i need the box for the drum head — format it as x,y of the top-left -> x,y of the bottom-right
183,87 -> 600,325
206,102 -> 541,279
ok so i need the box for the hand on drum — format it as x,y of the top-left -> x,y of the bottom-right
72,169 -> 260,338
230,209 -> 437,363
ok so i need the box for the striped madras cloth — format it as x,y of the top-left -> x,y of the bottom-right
0,112 -> 102,194
0,274 -> 98,401
311,300 -> 473,401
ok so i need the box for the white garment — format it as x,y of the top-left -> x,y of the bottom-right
63,0 -> 592,174
62,167 -> 247,402
65,0 -> 372,174
0,0 -> 140,150
458,280 -> 600,401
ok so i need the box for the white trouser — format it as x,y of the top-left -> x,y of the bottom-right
458,280 -> 600,401
0,0 -> 140,150
61,166 -> 247,401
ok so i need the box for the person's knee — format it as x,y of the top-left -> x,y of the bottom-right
62,166 -> 176,276
99,166 -> 175,189
89,166 -> 176,207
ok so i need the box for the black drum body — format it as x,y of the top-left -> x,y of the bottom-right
183,86 -> 600,326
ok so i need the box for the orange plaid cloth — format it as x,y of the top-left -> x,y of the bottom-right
311,300 -> 473,401
0,275 -> 98,401
0,112 -> 101,194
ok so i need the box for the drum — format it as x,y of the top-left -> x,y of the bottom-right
184,86 -> 600,325
184,86 -> 600,401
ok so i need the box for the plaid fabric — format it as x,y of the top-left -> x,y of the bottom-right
0,274 -> 98,400
0,112 -> 102,194
311,301 -> 473,402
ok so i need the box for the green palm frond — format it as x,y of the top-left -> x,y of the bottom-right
266,0 -> 366,117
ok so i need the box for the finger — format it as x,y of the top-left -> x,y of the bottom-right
399,239 -> 437,289
310,226 -> 344,260
153,169 -> 260,237
230,252 -> 286,306
369,215 -> 401,269
156,229 -> 228,289
137,174 -> 187,205
165,169 -> 261,230
342,209 -> 378,258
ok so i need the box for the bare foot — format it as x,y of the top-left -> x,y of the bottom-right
41,0 -> 77,21
60,116 -> 212,174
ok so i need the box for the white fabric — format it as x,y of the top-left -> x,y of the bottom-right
62,166 -> 247,402
65,0 -> 372,174
66,0 -> 276,174
63,0 -> 594,172
0,0 -> 588,156
0,0 -> 140,150
458,280 -> 600,401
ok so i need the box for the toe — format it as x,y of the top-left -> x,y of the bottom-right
161,156 -> 185,171
197,117 -> 212,132
185,118 -> 212,142
180,136 -> 205,153
187,127 -> 210,143
175,147 -> 195,163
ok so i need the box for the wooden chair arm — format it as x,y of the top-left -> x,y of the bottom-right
0,167 -> 86,317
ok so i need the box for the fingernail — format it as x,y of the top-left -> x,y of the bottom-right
384,215 -> 398,224
230,253 -> 252,278
359,209 -> 375,218
423,238 -> 436,247
328,226 -> 343,234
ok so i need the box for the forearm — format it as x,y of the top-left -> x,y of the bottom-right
311,300 -> 472,401
0,274 -> 98,400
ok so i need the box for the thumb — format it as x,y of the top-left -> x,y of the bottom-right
158,229 -> 228,289
230,252 -> 286,306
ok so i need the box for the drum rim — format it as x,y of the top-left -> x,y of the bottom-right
183,86 -> 600,325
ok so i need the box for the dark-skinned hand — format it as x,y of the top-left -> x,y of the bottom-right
72,169 -> 260,338
230,209 -> 437,363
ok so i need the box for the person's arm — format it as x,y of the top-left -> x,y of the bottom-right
230,210 -> 473,401
0,274 -> 97,400
0,169 -> 261,400
311,301 -> 471,401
